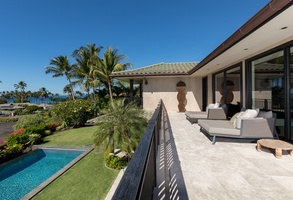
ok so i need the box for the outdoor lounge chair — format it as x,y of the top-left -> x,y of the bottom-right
185,107 -> 226,124
198,110 -> 277,144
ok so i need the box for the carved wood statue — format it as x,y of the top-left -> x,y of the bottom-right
176,81 -> 186,112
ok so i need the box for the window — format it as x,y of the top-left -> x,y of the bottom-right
213,65 -> 242,118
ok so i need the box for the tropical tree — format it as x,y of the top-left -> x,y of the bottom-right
14,81 -> 27,103
93,99 -> 147,158
44,55 -> 76,100
63,85 -> 74,100
96,47 -> 132,101
72,43 -> 103,116
38,87 -> 50,103
1,90 -> 15,103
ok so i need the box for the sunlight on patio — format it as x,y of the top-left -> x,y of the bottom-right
168,112 -> 293,199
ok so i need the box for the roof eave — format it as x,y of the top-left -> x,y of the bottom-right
111,72 -> 190,78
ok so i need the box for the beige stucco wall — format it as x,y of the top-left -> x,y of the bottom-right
143,76 -> 202,112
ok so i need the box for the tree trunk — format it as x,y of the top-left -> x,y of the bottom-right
68,79 -> 75,100
108,80 -> 113,101
92,87 -> 97,117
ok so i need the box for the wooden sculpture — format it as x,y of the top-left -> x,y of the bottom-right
176,81 -> 186,112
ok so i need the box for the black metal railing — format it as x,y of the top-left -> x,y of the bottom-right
112,100 -> 163,200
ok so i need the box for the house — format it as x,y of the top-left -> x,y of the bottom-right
111,0 -> 293,141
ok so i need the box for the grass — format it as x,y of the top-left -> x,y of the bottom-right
32,152 -> 119,200
42,126 -> 96,147
31,125 -> 119,200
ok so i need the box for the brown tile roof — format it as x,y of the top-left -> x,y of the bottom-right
111,62 -> 199,77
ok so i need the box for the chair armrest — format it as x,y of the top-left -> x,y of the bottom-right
207,108 -> 227,120
240,118 -> 275,138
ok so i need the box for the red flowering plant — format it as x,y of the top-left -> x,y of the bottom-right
11,128 -> 25,135
46,122 -> 61,132
7,128 -> 29,147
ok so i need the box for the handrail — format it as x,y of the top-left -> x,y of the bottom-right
112,100 -> 163,200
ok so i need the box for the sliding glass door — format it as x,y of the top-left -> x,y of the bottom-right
249,45 -> 293,140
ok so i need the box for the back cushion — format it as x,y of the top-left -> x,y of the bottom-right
257,110 -> 273,118
233,109 -> 259,129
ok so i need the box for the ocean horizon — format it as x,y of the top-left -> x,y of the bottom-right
5,95 -> 69,104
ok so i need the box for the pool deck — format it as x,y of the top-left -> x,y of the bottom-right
107,111 -> 293,199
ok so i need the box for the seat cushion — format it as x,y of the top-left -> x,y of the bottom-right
185,111 -> 208,119
198,119 -> 240,136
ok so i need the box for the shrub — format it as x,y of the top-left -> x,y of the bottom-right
5,144 -> 24,154
0,117 -> 18,122
105,155 -> 128,170
50,99 -> 94,127
0,144 -> 24,162
13,109 -> 23,116
46,122 -> 61,132
24,124 -> 47,136
13,114 -> 45,130
7,132 -> 29,146
7,128 -> 29,146
27,134 -> 43,145
24,105 -> 40,114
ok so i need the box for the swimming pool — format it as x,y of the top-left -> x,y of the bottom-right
0,147 -> 91,200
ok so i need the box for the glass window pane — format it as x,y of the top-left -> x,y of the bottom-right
226,66 -> 241,105
251,50 -> 284,110
214,73 -> 224,103
251,50 -> 284,137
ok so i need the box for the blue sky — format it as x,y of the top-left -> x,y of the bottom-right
0,0 -> 269,94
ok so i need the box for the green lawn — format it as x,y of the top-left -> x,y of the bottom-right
42,126 -> 96,147
32,125 -> 119,200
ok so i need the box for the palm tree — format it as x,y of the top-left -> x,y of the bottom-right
72,43 -> 103,116
44,55 -> 76,100
93,99 -> 147,158
96,47 -> 132,101
63,84 -> 74,99
14,81 -> 27,103
39,87 -> 50,103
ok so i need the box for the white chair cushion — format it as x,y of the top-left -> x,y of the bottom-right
233,109 -> 259,129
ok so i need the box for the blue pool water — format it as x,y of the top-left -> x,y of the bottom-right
0,148 -> 85,200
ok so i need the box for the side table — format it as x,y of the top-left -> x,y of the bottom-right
257,139 -> 293,158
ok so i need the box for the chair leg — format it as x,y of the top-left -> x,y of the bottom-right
212,136 -> 216,145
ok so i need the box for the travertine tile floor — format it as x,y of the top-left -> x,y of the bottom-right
168,112 -> 293,200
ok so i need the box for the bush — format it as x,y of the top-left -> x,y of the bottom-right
105,155 -> 128,170
5,144 -> 24,154
0,144 -> 24,162
13,114 -> 45,130
27,134 -> 43,145
7,128 -> 29,146
0,117 -> 18,122
24,105 -> 40,114
24,124 -> 47,136
46,122 -> 61,132
50,99 -> 94,127
13,109 -> 23,116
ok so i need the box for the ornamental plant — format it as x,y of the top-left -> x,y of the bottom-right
46,122 -> 61,132
24,124 -> 47,136
7,128 -> 29,146
27,134 -> 43,145
13,114 -> 46,130
50,99 -> 94,127
105,154 -> 128,170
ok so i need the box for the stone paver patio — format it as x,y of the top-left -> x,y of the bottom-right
168,112 -> 293,200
